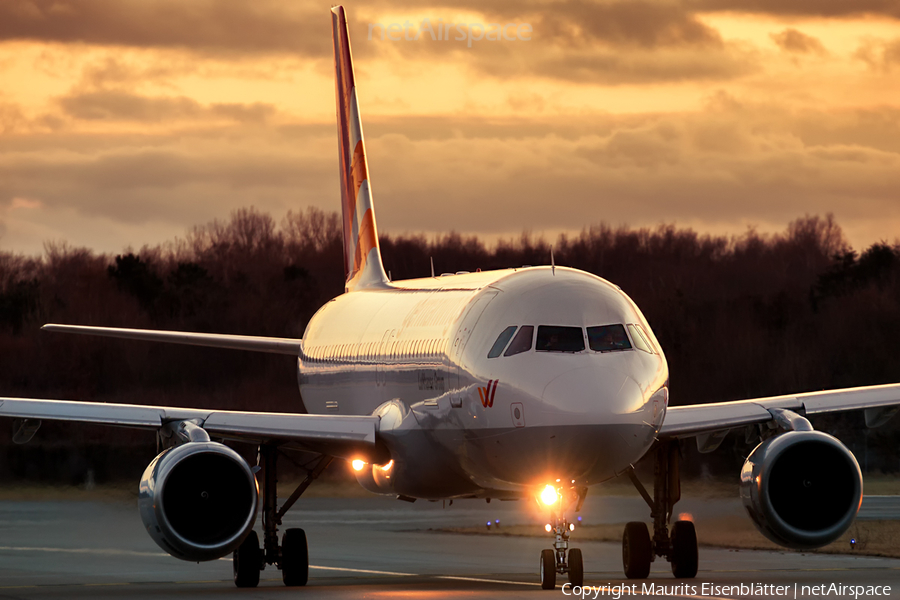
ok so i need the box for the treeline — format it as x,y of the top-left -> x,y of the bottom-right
1,208 -> 899,482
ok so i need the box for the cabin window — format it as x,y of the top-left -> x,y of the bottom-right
627,324 -> 653,354
487,326 -> 517,358
587,324 -> 632,352
504,325 -> 535,356
536,325 -> 584,353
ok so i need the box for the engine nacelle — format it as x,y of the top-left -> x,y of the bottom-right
354,460 -> 396,495
139,442 -> 258,562
740,430 -> 862,550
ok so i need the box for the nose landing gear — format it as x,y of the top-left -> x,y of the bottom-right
538,484 -> 587,590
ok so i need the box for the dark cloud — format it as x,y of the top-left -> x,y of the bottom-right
0,0 -> 329,56
372,36 -> 757,84
59,91 -> 203,122
854,37 -> 900,70
57,90 -> 277,123
526,46 -> 756,84
0,133 -> 337,230
535,1 -> 723,49
78,56 -> 195,88
690,0 -> 900,19
0,101 -> 28,134
3,104 -> 900,253
364,2 -> 756,84
0,0 -> 757,84
365,0 -> 723,48
770,29 -> 827,55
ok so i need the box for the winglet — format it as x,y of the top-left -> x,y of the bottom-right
332,6 -> 390,291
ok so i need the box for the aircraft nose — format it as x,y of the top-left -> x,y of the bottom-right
541,366 -> 645,419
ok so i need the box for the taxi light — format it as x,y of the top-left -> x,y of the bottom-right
545,524 -> 552,533
569,523 -> 575,531
540,484 -> 559,505
351,459 -> 366,472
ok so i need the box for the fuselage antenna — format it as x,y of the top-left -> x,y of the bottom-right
550,246 -> 556,276
430,257 -> 435,278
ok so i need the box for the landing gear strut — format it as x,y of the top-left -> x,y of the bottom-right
539,484 -> 587,590
233,444 -> 332,588
625,441 -> 698,579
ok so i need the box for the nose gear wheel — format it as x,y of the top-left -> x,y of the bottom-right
538,484 -> 587,590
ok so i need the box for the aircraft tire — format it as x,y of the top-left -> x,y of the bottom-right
568,548 -> 584,587
540,549 -> 556,590
622,522 -> 651,579
281,528 -> 309,586
670,520 -> 698,578
233,530 -> 261,588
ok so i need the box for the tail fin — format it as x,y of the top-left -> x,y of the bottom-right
331,6 -> 390,291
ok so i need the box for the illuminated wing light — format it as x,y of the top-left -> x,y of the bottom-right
351,459 -> 366,472
545,524 -> 552,533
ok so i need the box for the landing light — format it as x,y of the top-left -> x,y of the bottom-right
540,484 -> 559,505
569,523 -> 575,531
351,459 -> 366,472
545,524 -> 552,533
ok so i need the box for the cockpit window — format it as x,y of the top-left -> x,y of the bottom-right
536,326 -> 585,353
587,324 -> 632,352
635,323 -> 659,353
487,326 -> 517,358
504,325 -> 534,356
627,323 -> 654,354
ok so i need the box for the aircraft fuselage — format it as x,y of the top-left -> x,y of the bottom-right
298,266 -> 668,499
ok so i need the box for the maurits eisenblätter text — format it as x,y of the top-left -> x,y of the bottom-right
561,583 -> 892,599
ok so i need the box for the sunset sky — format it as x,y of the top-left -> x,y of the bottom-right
2,0 -> 900,256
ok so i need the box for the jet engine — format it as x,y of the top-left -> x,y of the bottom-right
740,430 -> 862,550
138,441 -> 258,561
353,459 -> 395,495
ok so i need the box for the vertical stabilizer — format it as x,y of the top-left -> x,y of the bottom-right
331,6 -> 390,291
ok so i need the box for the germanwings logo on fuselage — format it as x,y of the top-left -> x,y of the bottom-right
478,379 -> 499,408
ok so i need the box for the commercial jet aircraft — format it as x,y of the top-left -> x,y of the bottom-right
2,6 -> 900,591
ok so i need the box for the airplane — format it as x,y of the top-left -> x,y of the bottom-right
2,5 -> 900,591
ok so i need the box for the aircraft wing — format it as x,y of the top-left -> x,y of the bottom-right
0,397 -> 379,460
41,324 -> 303,355
659,382 -> 900,440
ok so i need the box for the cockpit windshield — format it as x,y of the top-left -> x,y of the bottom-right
536,326 -> 585,352
587,324 -> 632,352
487,326 -> 517,358
488,323 -> 645,356
504,325 -> 534,356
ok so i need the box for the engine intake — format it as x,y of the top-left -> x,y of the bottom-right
139,442 -> 258,561
740,430 -> 862,549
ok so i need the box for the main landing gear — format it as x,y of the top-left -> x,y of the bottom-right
233,445 -> 332,588
623,441 -> 698,579
538,484 -> 587,590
